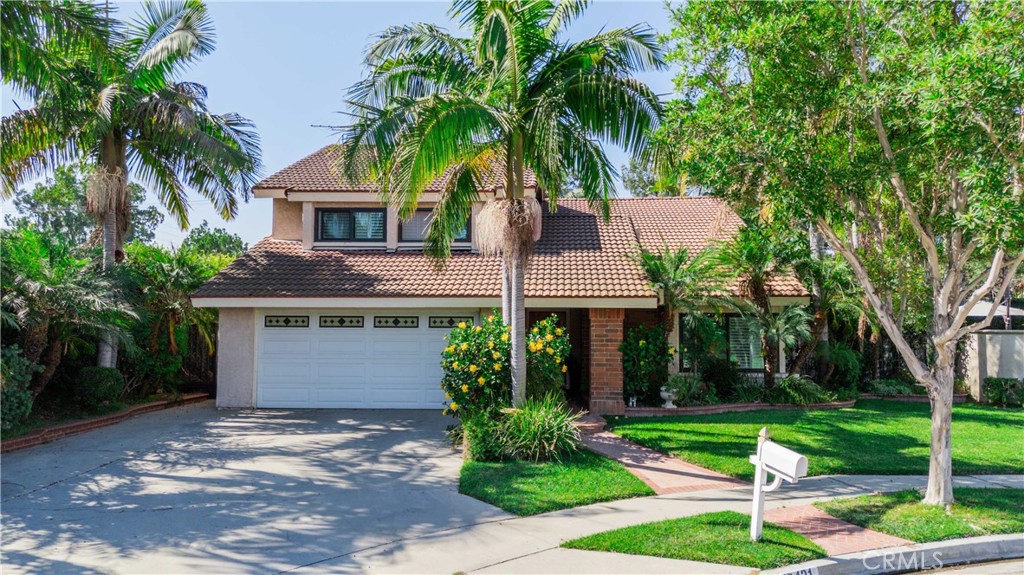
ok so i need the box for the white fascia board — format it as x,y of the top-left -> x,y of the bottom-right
253,188 -> 287,199
192,296 -> 658,309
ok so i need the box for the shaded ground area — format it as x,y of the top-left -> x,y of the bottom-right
608,400 -> 1024,480
1,402 -> 507,575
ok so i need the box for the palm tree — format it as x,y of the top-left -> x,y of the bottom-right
751,304 -> 812,368
2,0 -> 262,367
711,224 -> 793,386
0,0 -> 113,104
1,228 -> 134,398
341,0 -> 664,404
634,246 -> 731,335
788,255 -> 861,376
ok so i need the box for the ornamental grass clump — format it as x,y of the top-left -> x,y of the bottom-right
525,314 -> 571,400
440,313 -> 512,419
500,395 -> 581,462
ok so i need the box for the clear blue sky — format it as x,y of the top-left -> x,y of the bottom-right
3,1 -> 678,247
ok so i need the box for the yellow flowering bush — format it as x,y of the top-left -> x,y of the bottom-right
525,314 -> 571,400
620,324 -> 674,406
441,311 -> 511,418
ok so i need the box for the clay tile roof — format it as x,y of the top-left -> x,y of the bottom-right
194,196 -> 807,301
254,145 -> 537,193
193,205 -> 653,300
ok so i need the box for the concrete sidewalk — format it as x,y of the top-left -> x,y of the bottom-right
288,474 -> 1023,574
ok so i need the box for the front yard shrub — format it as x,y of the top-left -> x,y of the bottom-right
665,373 -> 718,407
1,345 -> 40,431
463,415 -> 507,461
985,377 -> 1024,407
697,355 -> 746,400
764,375 -> 835,406
525,315 -> 571,400
500,395 -> 581,462
620,324 -> 673,406
75,367 -> 126,411
822,341 -> 861,390
732,374 -> 764,403
440,313 -> 512,419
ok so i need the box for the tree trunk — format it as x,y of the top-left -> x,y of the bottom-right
762,333 -> 776,388
30,337 -> 63,398
510,253 -> 527,405
501,259 -> 511,322
923,362 -> 955,506
95,136 -> 125,369
788,311 -> 826,376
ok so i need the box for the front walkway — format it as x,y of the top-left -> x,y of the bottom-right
580,429 -> 1021,566
582,431 -> 746,494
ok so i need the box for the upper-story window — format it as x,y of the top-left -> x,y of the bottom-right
316,208 -> 385,242
400,209 -> 469,243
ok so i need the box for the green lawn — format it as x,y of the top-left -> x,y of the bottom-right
459,448 -> 654,516
563,511 -> 827,569
608,400 -> 1024,480
817,488 -> 1024,542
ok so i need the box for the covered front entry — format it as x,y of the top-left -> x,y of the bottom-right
255,309 -> 476,408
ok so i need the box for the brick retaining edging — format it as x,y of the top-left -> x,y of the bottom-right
1,393 -> 209,453
860,393 -> 968,403
624,399 -> 857,417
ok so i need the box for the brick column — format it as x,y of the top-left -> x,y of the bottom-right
589,308 -> 625,415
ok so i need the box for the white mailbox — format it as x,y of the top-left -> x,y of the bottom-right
749,428 -> 808,542
757,441 -> 808,483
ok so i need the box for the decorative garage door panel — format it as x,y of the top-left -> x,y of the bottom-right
256,310 -> 473,409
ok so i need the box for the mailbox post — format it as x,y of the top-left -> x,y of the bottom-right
749,427 -> 808,542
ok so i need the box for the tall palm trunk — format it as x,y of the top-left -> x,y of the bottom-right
95,133 -> 125,369
510,253 -> 527,405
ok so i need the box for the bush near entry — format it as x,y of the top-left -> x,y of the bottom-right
620,324 -> 674,406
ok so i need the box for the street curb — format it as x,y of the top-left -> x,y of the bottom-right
763,533 -> 1024,575
0,393 -> 209,453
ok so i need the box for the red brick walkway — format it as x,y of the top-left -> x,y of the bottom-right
763,505 -> 912,556
582,431 -> 747,494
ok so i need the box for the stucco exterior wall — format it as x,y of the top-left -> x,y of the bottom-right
216,308 -> 256,408
966,330 -> 1024,402
272,199 -> 303,240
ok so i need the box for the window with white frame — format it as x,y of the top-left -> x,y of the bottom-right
316,208 -> 385,242
726,315 -> 764,370
400,210 -> 469,242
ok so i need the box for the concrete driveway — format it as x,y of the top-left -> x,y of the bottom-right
1,401 -> 509,575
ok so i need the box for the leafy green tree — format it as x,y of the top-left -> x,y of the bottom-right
788,255 -> 863,377
5,165 -> 164,245
341,0 -> 664,404
2,0 -> 262,368
180,221 -> 247,256
661,0 -> 1024,504
0,228 -> 134,398
621,158 -> 677,197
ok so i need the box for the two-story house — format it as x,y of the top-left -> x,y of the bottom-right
192,145 -> 807,414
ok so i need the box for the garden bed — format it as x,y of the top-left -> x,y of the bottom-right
624,399 -> 855,417
1,392 -> 209,453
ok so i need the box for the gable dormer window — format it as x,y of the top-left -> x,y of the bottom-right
316,208 -> 385,242
400,209 -> 470,243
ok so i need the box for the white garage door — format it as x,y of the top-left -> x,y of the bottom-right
256,309 -> 475,408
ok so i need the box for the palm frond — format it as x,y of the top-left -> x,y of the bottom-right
130,0 -> 215,73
